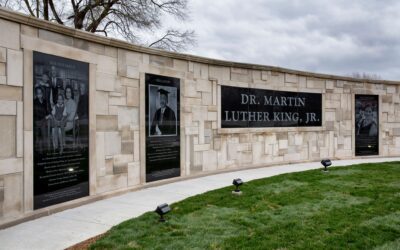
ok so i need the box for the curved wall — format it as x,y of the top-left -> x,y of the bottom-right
0,7 -> 399,227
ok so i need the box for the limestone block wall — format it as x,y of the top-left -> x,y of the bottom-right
0,8 -> 399,226
0,18 -> 24,222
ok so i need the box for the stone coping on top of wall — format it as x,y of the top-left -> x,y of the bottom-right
0,6 -> 398,85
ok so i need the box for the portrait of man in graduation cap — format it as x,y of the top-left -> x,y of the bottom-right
150,88 -> 177,136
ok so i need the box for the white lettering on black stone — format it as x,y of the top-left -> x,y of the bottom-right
221,86 -> 321,128
264,96 -> 306,107
305,113 -> 318,123
225,111 -> 304,122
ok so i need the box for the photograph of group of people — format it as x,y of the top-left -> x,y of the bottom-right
33,53 -> 89,155
355,95 -> 379,156
355,96 -> 378,137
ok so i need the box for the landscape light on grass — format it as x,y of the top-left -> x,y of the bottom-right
321,159 -> 332,172
155,203 -> 171,222
232,178 -> 243,195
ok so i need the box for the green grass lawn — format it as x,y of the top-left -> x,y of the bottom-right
89,162 -> 400,250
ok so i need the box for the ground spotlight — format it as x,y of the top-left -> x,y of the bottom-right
321,159 -> 332,172
155,203 -> 171,222
232,178 -> 243,195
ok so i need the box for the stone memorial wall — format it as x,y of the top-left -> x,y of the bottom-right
0,7 -> 400,227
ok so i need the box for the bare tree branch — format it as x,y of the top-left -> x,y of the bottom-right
86,0 -> 118,32
23,0 -> 36,16
71,0 -> 76,10
49,0 -> 63,24
0,0 -> 196,52
95,29 -> 108,36
149,29 -> 195,52
36,0 -> 39,17
348,72 -> 382,80
43,0 -> 49,20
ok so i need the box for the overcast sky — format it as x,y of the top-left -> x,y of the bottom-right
168,0 -> 400,80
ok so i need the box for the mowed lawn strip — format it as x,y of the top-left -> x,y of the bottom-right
89,162 -> 400,250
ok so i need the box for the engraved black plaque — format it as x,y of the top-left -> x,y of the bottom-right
33,51 -> 89,209
221,85 -> 322,128
355,95 -> 379,156
145,74 -> 180,182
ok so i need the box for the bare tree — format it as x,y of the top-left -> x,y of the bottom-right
348,72 -> 382,80
0,0 -> 196,51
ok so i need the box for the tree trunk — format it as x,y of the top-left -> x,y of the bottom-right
43,0 -> 49,20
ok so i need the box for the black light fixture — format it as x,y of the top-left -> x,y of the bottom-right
232,178 -> 244,195
155,203 -> 171,222
321,159 -> 332,172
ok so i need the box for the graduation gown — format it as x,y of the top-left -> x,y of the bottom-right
150,106 -> 176,135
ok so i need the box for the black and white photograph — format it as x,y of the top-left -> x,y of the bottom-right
33,51 -> 89,209
356,98 -> 378,137
145,74 -> 180,182
148,84 -> 178,137
355,95 -> 379,156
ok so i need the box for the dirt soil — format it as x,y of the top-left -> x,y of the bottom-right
65,233 -> 105,250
